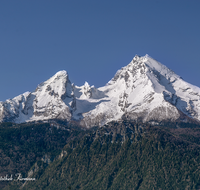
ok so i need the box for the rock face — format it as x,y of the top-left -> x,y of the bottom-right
1,55 -> 200,127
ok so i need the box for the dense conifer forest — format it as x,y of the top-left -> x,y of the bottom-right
1,121 -> 200,189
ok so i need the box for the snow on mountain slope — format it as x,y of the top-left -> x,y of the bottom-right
0,92 -> 30,122
0,71 -> 74,123
80,55 -> 179,127
1,55 -> 200,127
79,55 -> 200,127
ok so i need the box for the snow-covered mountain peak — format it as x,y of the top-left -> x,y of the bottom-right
107,55 -> 149,86
35,70 -> 71,97
47,70 -> 68,84
1,55 -> 200,127
74,81 -> 92,99
55,70 -> 67,76
132,54 -> 141,61
131,54 -> 149,63
130,55 -> 169,72
93,55 -> 200,126
83,81 -> 90,88
108,54 -> 181,87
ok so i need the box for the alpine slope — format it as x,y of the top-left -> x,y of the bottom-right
1,55 -> 200,127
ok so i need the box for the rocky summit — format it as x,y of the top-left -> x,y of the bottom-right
1,55 -> 200,127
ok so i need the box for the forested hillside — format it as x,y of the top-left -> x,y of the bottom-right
1,121 -> 200,189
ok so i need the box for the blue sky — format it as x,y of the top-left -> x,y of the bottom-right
0,0 -> 200,101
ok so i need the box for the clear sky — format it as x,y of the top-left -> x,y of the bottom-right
0,0 -> 200,101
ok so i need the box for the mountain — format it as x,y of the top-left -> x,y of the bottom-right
1,54 -> 200,127
3,121 -> 200,190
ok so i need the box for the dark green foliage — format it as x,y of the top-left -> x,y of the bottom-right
20,122 -> 200,190
0,121 -> 85,190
